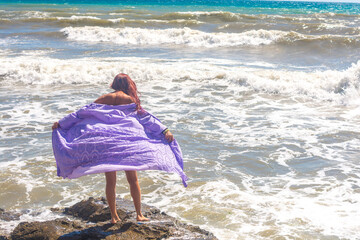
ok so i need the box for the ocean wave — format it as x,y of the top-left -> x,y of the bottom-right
57,15 -> 101,20
17,16 -> 112,26
317,23 -> 348,30
108,18 -> 202,25
0,56 -> 359,105
0,37 -> 19,46
60,26 -> 294,47
2,10 -> 358,37
23,11 -> 50,18
160,11 -> 241,22
60,26 -> 360,48
0,19 -> 11,26
2,15 -> 203,28
159,11 -> 359,24
232,61 -> 360,105
2,10 -> 358,26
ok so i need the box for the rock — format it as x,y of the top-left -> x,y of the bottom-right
10,218 -> 86,240
64,197 -> 128,223
5,197 -> 218,240
11,221 -> 61,240
0,209 -> 21,221
104,221 -> 171,240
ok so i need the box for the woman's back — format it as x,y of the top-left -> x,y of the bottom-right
94,91 -> 134,106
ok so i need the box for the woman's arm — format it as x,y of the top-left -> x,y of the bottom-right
137,110 -> 174,142
52,122 -> 59,130
52,111 -> 81,130
163,130 -> 174,142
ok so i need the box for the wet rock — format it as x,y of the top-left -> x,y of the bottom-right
58,223 -> 113,240
6,197 -> 217,240
105,221 -> 171,240
11,221 -> 61,240
0,209 -> 21,221
10,218 -> 90,240
64,197 -> 128,223
50,207 -> 61,213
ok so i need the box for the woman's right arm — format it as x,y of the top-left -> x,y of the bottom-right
137,110 -> 174,142
52,122 -> 59,130
163,130 -> 174,142
52,110 -> 82,131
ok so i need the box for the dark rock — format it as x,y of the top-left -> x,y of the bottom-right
50,207 -> 61,213
7,197 -> 218,240
0,209 -> 21,221
10,218 -> 92,240
59,224 -> 112,240
11,221 -> 61,240
119,221 -> 171,239
64,197 -> 104,220
64,197 -> 128,223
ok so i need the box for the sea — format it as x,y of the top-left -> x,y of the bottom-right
0,0 -> 359,239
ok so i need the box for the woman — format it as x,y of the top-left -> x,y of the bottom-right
52,73 -> 187,224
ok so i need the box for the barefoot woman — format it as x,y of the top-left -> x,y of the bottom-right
52,73 -> 187,224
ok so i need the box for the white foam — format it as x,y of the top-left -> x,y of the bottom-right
175,11 -> 238,17
20,49 -> 56,56
141,172 -> 360,239
108,17 -> 126,23
23,11 -> 50,18
109,13 -> 124,16
57,15 -> 101,20
341,106 -> 360,119
176,11 -> 222,15
0,56 -> 359,105
269,147 -> 299,167
318,23 -> 347,30
0,209 -> 63,235
60,26 -> 294,47
0,38 -> 18,46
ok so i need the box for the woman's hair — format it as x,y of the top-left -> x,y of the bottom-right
111,73 -> 142,110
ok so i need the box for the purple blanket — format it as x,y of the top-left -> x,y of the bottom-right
52,103 -> 188,187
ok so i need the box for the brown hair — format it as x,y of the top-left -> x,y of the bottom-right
111,73 -> 141,110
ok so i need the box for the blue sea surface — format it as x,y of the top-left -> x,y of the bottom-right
0,0 -> 359,69
1,0 -> 360,14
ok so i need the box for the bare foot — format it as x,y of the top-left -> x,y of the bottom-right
111,216 -> 121,224
136,215 -> 149,221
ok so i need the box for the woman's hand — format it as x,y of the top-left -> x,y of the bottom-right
164,130 -> 174,142
52,122 -> 59,130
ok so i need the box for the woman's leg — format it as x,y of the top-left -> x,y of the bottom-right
105,171 -> 120,223
125,171 -> 149,221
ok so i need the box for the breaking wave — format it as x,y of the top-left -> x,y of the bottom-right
0,56 -> 359,105
60,26 -> 360,48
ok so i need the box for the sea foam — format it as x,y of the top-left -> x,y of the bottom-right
61,26 -> 292,47
60,26 -> 360,48
0,56 -> 359,105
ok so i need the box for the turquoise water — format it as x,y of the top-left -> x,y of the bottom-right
0,0 -> 359,239
1,0 -> 360,14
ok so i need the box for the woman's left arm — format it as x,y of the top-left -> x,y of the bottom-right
163,130 -> 174,142
138,110 -> 174,142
